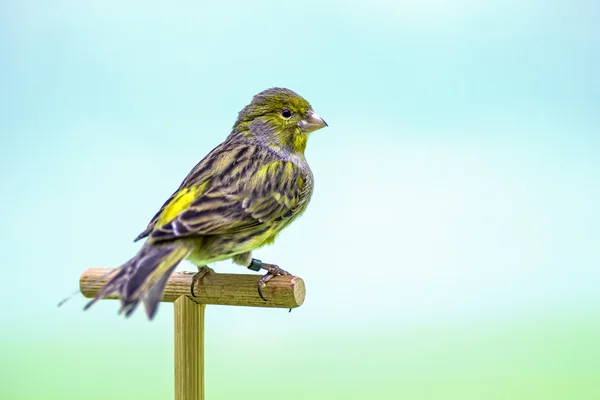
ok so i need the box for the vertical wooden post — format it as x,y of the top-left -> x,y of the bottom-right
80,269 -> 306,400
174,296 -> 205,400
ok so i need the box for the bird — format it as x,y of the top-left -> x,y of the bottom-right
84,87 -> 328,319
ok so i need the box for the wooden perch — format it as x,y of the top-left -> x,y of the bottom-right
80,267 -> 306,309
80,267 -> 306,399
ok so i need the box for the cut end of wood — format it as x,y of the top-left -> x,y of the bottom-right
291,276 -> 306,307
80,268 -> 306,309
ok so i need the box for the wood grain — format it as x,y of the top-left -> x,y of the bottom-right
174,296 -> 205,400
80,268 -> 306,309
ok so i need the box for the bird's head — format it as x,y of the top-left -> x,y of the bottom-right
232,87 -> 327,154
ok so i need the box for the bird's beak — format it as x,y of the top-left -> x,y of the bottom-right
299,110 -> 328,133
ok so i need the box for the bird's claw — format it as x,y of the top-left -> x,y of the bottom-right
257,273 -> 272,301
256,263 -> 291,301
191,265 -> 214,297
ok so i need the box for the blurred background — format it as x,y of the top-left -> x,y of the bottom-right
1,0 -> 599,399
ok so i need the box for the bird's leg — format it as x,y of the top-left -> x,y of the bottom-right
232,253 -> 292,301
247,258 -> 291,301
191,265 -> 214,297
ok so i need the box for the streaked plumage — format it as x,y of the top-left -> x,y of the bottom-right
85,88 -> 327,319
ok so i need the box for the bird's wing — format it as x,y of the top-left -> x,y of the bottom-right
134,142 -> 233,241
137,141 -> 310,243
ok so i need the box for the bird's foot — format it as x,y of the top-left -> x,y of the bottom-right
191,265 -> 214,297
247,258 -> 291,301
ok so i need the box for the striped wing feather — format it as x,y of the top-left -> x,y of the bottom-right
136,141 -> 309,243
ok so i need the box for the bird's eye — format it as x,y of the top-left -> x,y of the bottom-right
281,109 -> 292,119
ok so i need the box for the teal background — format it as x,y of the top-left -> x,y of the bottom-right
1,1 -> 599,399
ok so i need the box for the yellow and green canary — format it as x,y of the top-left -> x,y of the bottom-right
85,88 -> 328,319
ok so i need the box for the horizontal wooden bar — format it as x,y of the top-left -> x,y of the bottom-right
80,268 -> 305,309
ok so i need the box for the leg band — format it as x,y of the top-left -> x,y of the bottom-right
248,258 -> 262,272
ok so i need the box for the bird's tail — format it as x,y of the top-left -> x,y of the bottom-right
84,242 -> 191,319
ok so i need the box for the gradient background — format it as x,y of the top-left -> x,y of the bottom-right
1,1 -> 599,399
